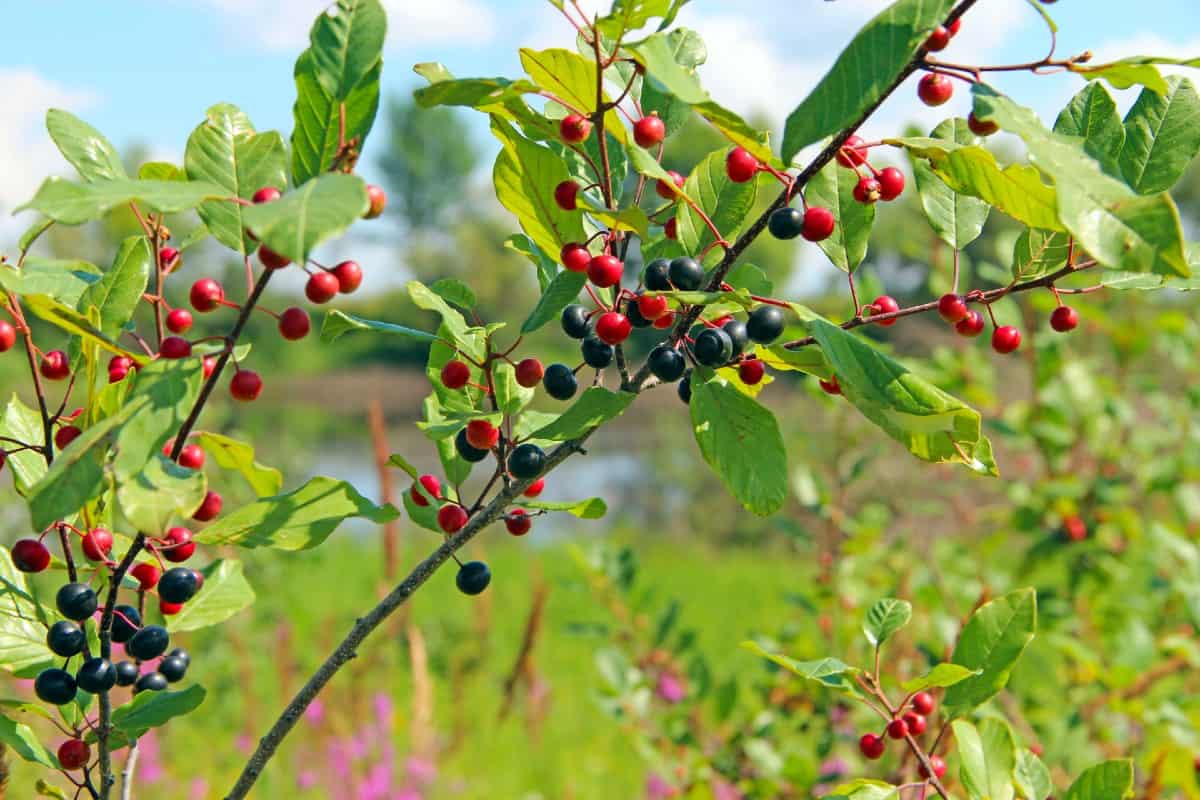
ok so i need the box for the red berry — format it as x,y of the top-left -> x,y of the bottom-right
437,504 -> 469,534
1064,515 -> 1087,541
819,376 -> 842,396
523,477 -> 546,498
159,246 -> 181,270
561,242 -> 592,273
633,114 -> 666,148
55,425 -> 82,450
441,360 -> 471,390
202,356 -> 217,380
887,718 -> 909,740
108,366 -> 129,384
178,444 -> 205,470
595,312 -> 632,345
926,25 -> 952,51
559,114 -> 592,143
656,171 -> 686,200
130,561 -> 161,590
81,528 -> 113,562
903,712 -> 927,735
278,307 -> 311,341
836,135 -> 868,168
955,310 -> 985,337
554,180 -> 580,211
637,294 -> 669,321
190,278 -> 225,312
0,320 -> 15,352
305,271 -> 340,304
39,350 -> 70,380
162,527 -> 195,563
166,308 -> 193,334
410,474 -> 442,507
258,245 -> 291,270
160,336 -> 192,360
332,261 -> 363,294
465,420 -> 499,450
365,184 -> 387,219
877,167 -> 905,201
1050,305 -> 1078,332
193,490 -> 223,522
738,359 -> 765,385
967,112 -> 998,137
230,369 -> 263,401
58,739 -> 90,771
109,355 -> 133,372
664,217 -> 678,240
515,358 -> 544,388
912,692 -> 935,716
853,177 -> 882,204
160,599 -> 184,616
12,539 -> 51,573
871,295 -> 900,326
919,755 -> 948,780
937,293 -> 968,324
918,74 -> 954,107
948,18 -> 962,35
505,509 -> 532,536
587,254 -> 624,288
252,186 -> 282,204
991,325 -> 1021,354
801,206 -> 836,242
725,147 -> 759,183
653,312 -> 676,330
859,733 -> 886,760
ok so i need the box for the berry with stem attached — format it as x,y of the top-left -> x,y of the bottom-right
456,561 -> 491,595
13,539 -> 50,572
581,336 -> 614,368
333,260 -> 363,293
648,345 -> 686,382
464,420 -> 499,450
561,242 -> 592,273
58,739 -> 90,771
956,310 -> 985,337
159,567 -> 200,604
595,312 -> 632,345
877,167 -> 905,201
305,271 -> 340,304
56,583 -> 98,621
130,561 -> 162,590
859,733 -> 886,760
992,325 -> 1022,354
162,526 -> 196,563
41,350 -> 70,380
836,135 -> 868,168
410,474 -> 442,507
114,661 -> 139,687
159,654 -> 188,683
515,358 -> 544,388
1050,305 -> 1078,332
437,504 -> 469,534
160,336 -> 192,360
230,370 -> 263,402
190,278 -> 224,312
508,443 -> 546,479
47,621 -> 86,657
886,718 -> 909,740
669,257 -> 704,291
871,295 -> 900,326
747,306 -> 785,345
524,478 -> 546,498
76,657 -> 117,693
903,712 -> 927,735
725,147 -> 759,183
279,307 -> 312,340
111,604 -> 141,644
926,25 -> 953,51
723,319 -> 749,355
633,114 -> 666,148
561,304 -> 592,339
587,254 -> 624,288
554,180 -> 580,211
559,113 -> 592,143
454,429 -> 490,463
937,293 -> 968,324
505,509 -> 532,536
365,184 -> 388,219
0,321 -> 15,352
166,308 -> 193,334
693,327 -> 733,367
802,206 -> 836,242
127,625 -> 170,661
441,360 -> 471,389
543,363 -> 578,401
81,527 -> 113,562
853,176 -> 882,204
35,669 -> 77,705
912,692 -> 936,716
252,186 -> 281,204
644,258 -> 672,291
738,359 -> 765,385
768,207 -> 806,240
918,73 -> 954,107
178,443 -> 205,470
637,294 -> 669,321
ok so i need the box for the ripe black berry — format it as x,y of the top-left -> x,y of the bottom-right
47,621 -> 86,657
166,648 -> 191,667
159,567 -> 199,604
678,372 -> 693,404
668,257 -> 705,291
581,336 -> 614,368
76,657 -> 117,694
768,207 -> 805,240
126,625 -> 170,661
723,319 -> 749,355
508,443 -> 547,479
134,672 -> 168,693
454,428 -> 490,463
111,604 -> 142,644
543,363 -> 578,401
56,583 -> 98,621
456,561 -> 492,595
561,304 -> 591,339
159,655 -> 188,683
746,306 -> 785,344
35,668 -> 77,705
693,328 -> 733,367
114,661 -> 139,687
643,259 -> 672,291
648,345 -> 686,382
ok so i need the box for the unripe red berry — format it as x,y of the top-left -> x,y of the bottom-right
55,425 -> 82,450
859,733 -> 886,760
108,365 -> 129,384
801,206 -> 836,242
305,271 -> 340,304
202,356 -> 217,380
12,539 -> 51,573
937,293 -> 968,324
258,245 -> 291,270
160,599 -> 184,616
58,739 -> 90,771
887,718 -> 909,740
656,171 -> 686,203
365,184 -> 388,219
634,114 -> 666,148
178,444 -> 205,470
190,278 -> 225,312
437,504 -> 469,534
1063,514 -> 1087,541
725,147 -> 759,183
515,358 -> 544,388
332,261 -> 363,294
465,420 -> 499,451
410,474 -> 442,507
193,490 -> 223,522
637,294 -> 669,321
252,186 -> 282,204
160,336 -> 192,360
853,177 -> 882,204
877,167 -> 905,201
967,112 -> 999,137
109,355 -> 133,372
0,320 -> 15,352
918,73 -> 954,107
1050,305 -> 1078,332
554,180 -> 580,211
559,113 -> 592,143
871,295 -> 900,326
159,246 -> 181,270
992,325 -> 1021,354
912,692 -> 936,716
230,369 -> 263,401
836,135 -> 868,168
738,359 -> 765,385
41,350 -> 70,381
166,308 -> 193,334
919,754 -> 948,780
81,528 -> 113,562
278,307 -> 311,341
653,311 -> 676,330
903,712 -> 927,735
663,217 -> 678,240
561,242 -> 592,273
948,18 -> 962,35
523,477 -> 546,498
162,526 -> 195,563
595,312 -> 632,345
505,509 -> 532,536
440,360 -> 471,390
130,561 -> 161,590
926,25 -> 952,51
819,376 -> 842,396
587,254 -> 624,289
955,310 -> 985,337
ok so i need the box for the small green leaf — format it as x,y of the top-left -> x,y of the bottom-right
629,32 -> 709,105
408,280 -> 485,362
1063,760 -> 1134,800
596,0 -> 673,38
1070,57 -> 1195,95
1014,749 -> 1053,800
166,560 -> 255,633
21,294 -> 143,362
45,109 -> 126,183
91,685 -> 206,748
1011,228 -> 1071,282
1119,76 -> 1200,195
320,309 -> 438,345
0,259 -> 100,307
522,270 -> 586,334
806,159 -> 874,272
532,388 -> 636,441
900,663 -> 982,693
307,0 -> 386,99
113,360 -> 203,482
943,588 -> 1037,714
954,718 -> 1018,800
0,396 -> 49,496
387,453 -> 420,480
75,236 -> 153,355
195,432 -> 283,497
741,641 -> 859,695
525,498 -> 607,519
910,118 -> 990,250
413,65 -> 538,109
863,598 -> 911,647
16,177 -> 228,225
137,161 -> 185,181
1053,83 -> 1125,178
493,362 -> 534,416
0,714 -> 57,768
430,278 -> 477,310
291,51 -> 381,185
242,173 -> 368,263
116,455 -> 207,535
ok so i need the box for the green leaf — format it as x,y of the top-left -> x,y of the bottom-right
116,455 -> 207,534
1011,229 -> 1071,282
586,203 -> 650,239
901,663 -> 982,693
741,641 -> 859,694
690,372 -> 787,515
863,597 -> 911,647
1119,76 -> 1200,195
1069,57 -> 1198,95
0,396 -> 49,496
45,109 -> 126,183
759,345 -> 833,380
490,116 -> 586,261
825,780 -> 900,800
1053,83 -> 1125,178
20,294 -> 143,362
782,0 -> 955,161
16,177 -> 228,225
93,685 -> 206,748
807,318 -> 998,474
76,236 -> 152,351
532,388 -> 637,441
185,103 -> 288,254
194,432 -> 283,498
806,159 -> 875,272
943,587 -> 1037,714
113,360 -> 203,482
629,32 -> 710,105
972,84 -> 1190,277
0,714 -> 57,768
291,50 -> 381,185
320,309 -> 438,345
910,118 -> 990,250
638,28 -> 703,141
493,362 -> 534,416
195,476 -> 399,550
137,161 -> 185,182
0,548 -> 54,675
413,64 -> 538,109
525,498 -> 607,519
166,560 -> 255,633
408,280 -> 485,362
695,101 -> 773,164
676,149 -> 757,261
953,718 -> 1017,800
1063,761 -> 1134,800
596,0 -> 672,38
522,270 -> 587,334
0,259 -> 100,307
307,0 -> 386,100
387,453 -> 420,480
242,172 -> 366,263
519,49 -> 625,144
430,278 -> 477,310
1014,749 -> 1053,800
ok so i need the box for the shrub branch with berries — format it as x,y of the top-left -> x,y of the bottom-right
1,0 -> 1197,797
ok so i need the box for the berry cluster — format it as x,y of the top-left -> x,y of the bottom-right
857,691 -> 946,778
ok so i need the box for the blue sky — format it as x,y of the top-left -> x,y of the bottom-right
1,0 -> 1198,234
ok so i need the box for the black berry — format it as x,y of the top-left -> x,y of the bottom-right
76,657 -> 117,694
454,428 -> 490,463
166,648 -> 191,668
134,672 -> 168,693
581,336 -> 614,368
643,259 -> 672,291
158,567 -> 199,605
35,668 -> 77,705
543,364 -> 578,401
508,443 -> 547,479
114,661 -> 139,687
678,372 -> 693,404
56,583 -> 98,621
768,207 -> 805,240
648,345 -> 686,382
126,625 -> 170,661
693,327 -> 734,367
723,319 -> 749,355
746,306 -> 785,344
456,561 -> 492,595
111,604 -> 142,644
159,655 -> 188,683
560,304 -> 591,339
668,257 -> 705,291
625,297 -> 653,328
46,621 -> 86,657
